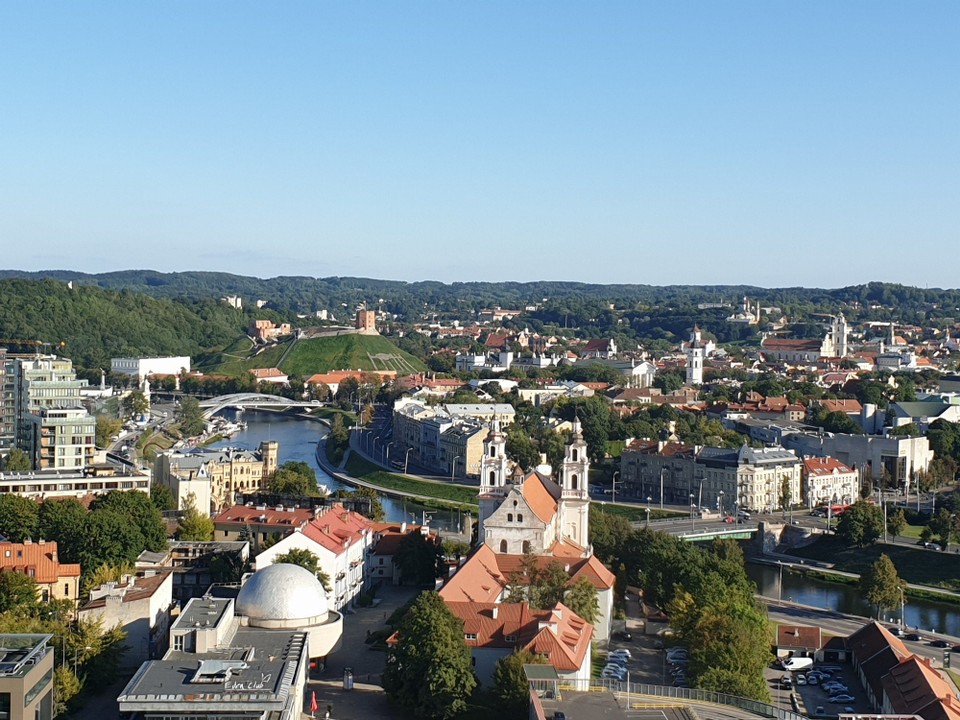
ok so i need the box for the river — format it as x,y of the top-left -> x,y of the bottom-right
747,562 -> 960,636
208,410 -> 469,533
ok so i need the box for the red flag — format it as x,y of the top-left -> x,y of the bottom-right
310,691 -> 318,714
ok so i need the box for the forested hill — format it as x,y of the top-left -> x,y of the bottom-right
0,278 -> 245,370
2,269 -> 960,324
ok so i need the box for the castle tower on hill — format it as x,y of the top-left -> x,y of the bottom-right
477,417 -> 590,556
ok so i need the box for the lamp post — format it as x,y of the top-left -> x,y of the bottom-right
689,493 -> 695,531
659,468 -> 666,510
612,471 -> 620,504
73,646 -> 91,676
718,490 -> 724,517
899,586 -> 906,630
386,441 -> 394,464
778,561 -> 783,605
646,496 -> 652,528
451,455 -> 461,481
404,447 -> 413,474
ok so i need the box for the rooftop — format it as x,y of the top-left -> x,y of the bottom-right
173,597 -> 234,632
0,634 -> 52,678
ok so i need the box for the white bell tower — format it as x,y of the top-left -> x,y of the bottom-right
685,326 -> 705,386
559,420 -> 590,549
478,417 -> 510,544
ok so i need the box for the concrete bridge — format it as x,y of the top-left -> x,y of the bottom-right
198,393 -> 325,418
629,515 -> 759,542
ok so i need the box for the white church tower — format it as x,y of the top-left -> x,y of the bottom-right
478,417 -> 510,544
831,314 -> 849,357
685,326 -> 706,385
559,420 -> 591,548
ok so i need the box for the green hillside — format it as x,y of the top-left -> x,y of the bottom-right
200,333 -> 426,377
281,333 -> 426,376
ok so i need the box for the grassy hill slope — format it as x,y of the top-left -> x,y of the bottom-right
281,333 -> 426,376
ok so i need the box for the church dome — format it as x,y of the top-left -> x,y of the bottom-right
236,563 -> 329,624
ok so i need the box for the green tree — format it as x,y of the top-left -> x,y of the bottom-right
564,577 -> 600,624
273,548 -> 332,592
887,507 -> 907,540
493,649 -> 547,713
121,391 -> 150,419
0,494 -> 40,542
210,552 -> 248,584
95,416 -> 123,448
836,500 -> 885,547
150,483 -> 177,512
0,571 -> 39,613
38,498 -> 87,563
506,427 -> 540,472
779,475 -> 792,515
177,492 -> 214,541
860,554 -> 905,619
177,396 -> 206,437
0,448 -> 32,472
53,666 -> 82,717
395,531 -> 442,585
383,591 -> 477,719
266,461 -> 321,497
90,490 -> 167,552
930,508 -> 954,550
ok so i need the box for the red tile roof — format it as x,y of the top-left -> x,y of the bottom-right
521,474 -> 559,524
0,541 -> 80,584
820,399 -> 863,414
213,504 -> 314,529
882,655 -> 955,716
803,456 -> 855,477
301,505 -> 373,556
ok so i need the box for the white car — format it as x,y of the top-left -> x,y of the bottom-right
610,648 -> 633,659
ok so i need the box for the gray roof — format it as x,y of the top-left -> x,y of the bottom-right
892,401 -> 953,418
173,597 -> 233,632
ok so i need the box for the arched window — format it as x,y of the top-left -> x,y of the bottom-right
507,513 -> 513,522
490,446 -> 496,458
522,540 -> 531,554
572,448 -> 578,462
500,540 -> 508,553
571,474 -> 578,490
517,514 -> 523,522
489,470 -> 496,485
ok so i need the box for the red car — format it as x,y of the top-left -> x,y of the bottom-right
724,516 -> 736,523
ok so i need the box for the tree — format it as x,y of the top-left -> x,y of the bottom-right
53,666 -> 82,717
383,591 -> 477,719
266,461 -> 321,497
0,494 -> 40,541
0,571 -> 39,613
38,498 -> 87,563
836,500 -> 885,547
779,475 -> 792,515
564,577 -> 600,624
1,448 -> 32,472
121,391 -> 149,419
493,649 -> 547,713
930,508 -> 954,550
273,548 -> 331,591
150,483 -> 177,512
506,427 -> 540,472
95,416 -> 123,448
860,554 -> 905,619
887,507 -> 907,540
89,490 -> 167,553
177,396 -> 206,437
178,492 -> 214,541
395,531 -> 442,585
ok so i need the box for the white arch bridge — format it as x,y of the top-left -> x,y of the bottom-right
198,394 -> 324,418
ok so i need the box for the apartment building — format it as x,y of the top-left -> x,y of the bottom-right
802,456 -> 860,507
0,634 -> 54,720
0,540 -> 81,605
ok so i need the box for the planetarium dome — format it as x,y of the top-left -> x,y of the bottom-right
236,563 -> 329,625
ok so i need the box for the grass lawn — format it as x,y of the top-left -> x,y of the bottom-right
199,337 -> 292,376
310,406 -> 357,427
344,454 -> 479,508
598,503 -> 683,522
898,524 -> 926,540
791,535 -> 960,591
281,333 -> 426,376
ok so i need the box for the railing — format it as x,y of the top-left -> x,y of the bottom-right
560,680 -> 810,720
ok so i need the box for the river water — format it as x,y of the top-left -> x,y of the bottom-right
746,562 -> 960,636
208,410 -> 468,533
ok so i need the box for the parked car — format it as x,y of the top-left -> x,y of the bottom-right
807,675 -> 820,685
610,648 -> 633,659
823,684 -> 849,693
783,657 -> 814,671
829,695 -> 856,703
613,630 -> 633,641
930,639 -> 949,648
553,713 -> 566,720
796,675 -> 807,685
951,644 -> 960,653
724,516 -> 736,523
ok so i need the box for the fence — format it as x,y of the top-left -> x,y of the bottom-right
558,680 -> 809,720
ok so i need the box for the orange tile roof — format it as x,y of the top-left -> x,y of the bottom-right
521,473 -> 559,523
803,456 -> 855,477
250,367 -> 286,378
439,544 -> 506,603
821,398 -> 863,413
301,505 -> 372,556
882,655 -> 956,716
776,624 -> 822,650
213,504 -> 314,529
445,601 -> 593,672
0,541 -> 80,583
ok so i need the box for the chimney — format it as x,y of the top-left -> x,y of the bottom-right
400,522 -> 407,534
492,606 -> 498,619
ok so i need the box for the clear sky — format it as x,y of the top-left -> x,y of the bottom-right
1,2 -> 957,288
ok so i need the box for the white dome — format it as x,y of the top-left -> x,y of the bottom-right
236,563 -> 329,623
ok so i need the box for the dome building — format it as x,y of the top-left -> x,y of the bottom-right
236,563 -> 343,658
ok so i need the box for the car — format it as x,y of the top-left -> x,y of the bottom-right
606,657 -> 627,667
602,669 -> 626,680
906,633 -> 924,641
783,657 -> 814,671
610,648 -> 632,659
930,639 -> 949,648
781,676 -> 792,688
666,648 -> 687,659
613,630 -> 633,641
553,713 -> 566,720
823,684 -> 849,693
724,516 -> 736,523
603,664 -> 627,674
951,645 -> 960,653
815,707 -> 825,716
829,695 -> 856,703
807,675 -> 820,685
796,675 -> 807,685
673,678 -> 689,687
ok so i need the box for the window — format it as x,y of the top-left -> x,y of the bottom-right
173,635 -> 184,651
489,470 -> 496,485
507,513 -> 513,522
465,633 -> 477,641
571,474 -> 578,490
490,446 -> 496,458
572,449 -> 578,461
378,558 -> 384,565
517,514 -> 522,522
64,583 -> 69,596
505,634 -> 517,643
522,541 -> 531,554
499,540 -> 508,553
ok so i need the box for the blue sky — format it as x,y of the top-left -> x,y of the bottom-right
1,2 -> 957,287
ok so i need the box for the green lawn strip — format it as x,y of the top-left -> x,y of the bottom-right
201,338 -> 292,376
342,454 -> 479,506
791,536 -> 960,591
310,407 -> 357,427
280,333 -> 426,376
599,504 -> 684,522
898,524 -> 925,540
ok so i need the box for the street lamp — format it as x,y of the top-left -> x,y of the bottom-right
386,441 -> 394,464
451,455 -> 461,481
73,646 -> 92,676
778,561 -> 783,605
404,447 -> 413,474
689,493 -> 695,530
659,468 -> 666,510
718,490 -> 724,517
612,471 -> 620,504
646,496 -> 652,528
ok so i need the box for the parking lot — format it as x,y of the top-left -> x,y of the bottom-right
766,660 -> 872,717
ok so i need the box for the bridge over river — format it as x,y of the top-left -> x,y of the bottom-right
198,393 -> 327,418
